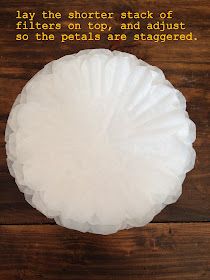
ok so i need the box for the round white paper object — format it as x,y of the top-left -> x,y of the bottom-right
5,49 -> 196,234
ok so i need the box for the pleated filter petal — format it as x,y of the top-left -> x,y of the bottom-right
5,49 -> 196,234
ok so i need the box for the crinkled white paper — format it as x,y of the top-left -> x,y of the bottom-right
5,49 -> 196,234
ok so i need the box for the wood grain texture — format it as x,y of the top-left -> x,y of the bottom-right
0,1 -> 210,279
0,223 -> 209,280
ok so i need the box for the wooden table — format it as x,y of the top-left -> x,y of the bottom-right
0,0 -> 209,279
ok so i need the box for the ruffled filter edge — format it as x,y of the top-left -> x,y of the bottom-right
5,49 -> 196,234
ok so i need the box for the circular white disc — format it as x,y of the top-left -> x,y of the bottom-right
5,49 -> 196,234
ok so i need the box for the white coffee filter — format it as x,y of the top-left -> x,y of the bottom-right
5,49 -> 196,234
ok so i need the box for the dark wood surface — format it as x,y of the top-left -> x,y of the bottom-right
0,0 -> 209,279
0,223 -> 209,280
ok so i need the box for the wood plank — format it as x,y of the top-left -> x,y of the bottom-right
0,223 -> 209,280
0,0 -> 210,76
0,170 -> 209,224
